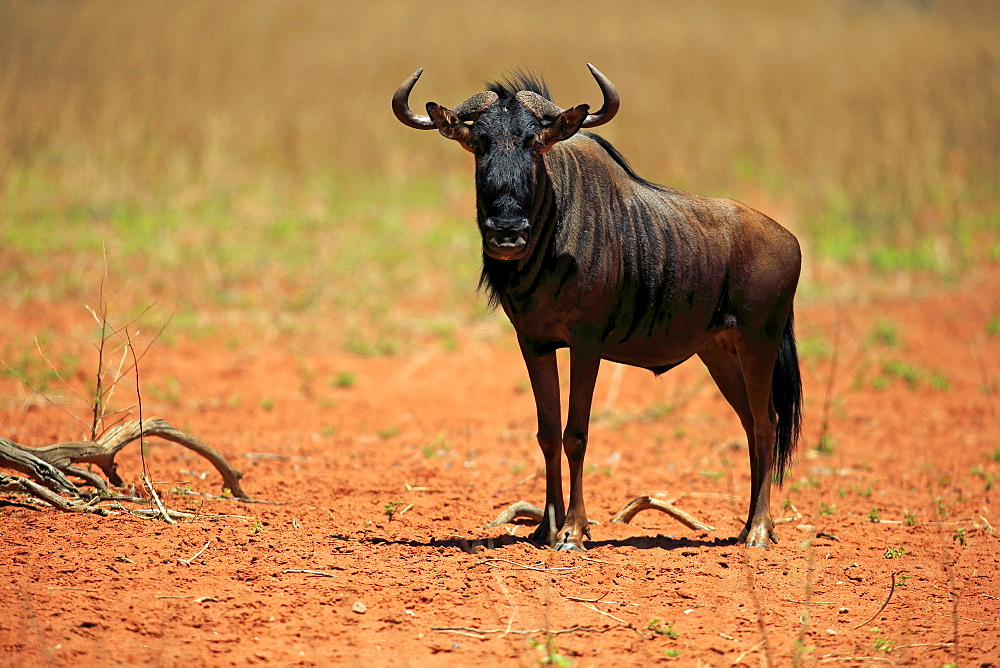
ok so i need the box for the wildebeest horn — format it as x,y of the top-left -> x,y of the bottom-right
392,68 -> 436,129
451,91 -> 499,121
394,70 -> 499,130
514,64 -> 619,128
515,91 -> 565,120
580,63 -> 619,128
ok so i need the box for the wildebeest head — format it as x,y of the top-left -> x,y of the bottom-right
393,65 -> 619,261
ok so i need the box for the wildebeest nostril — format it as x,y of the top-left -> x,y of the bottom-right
485,217 -> 530,231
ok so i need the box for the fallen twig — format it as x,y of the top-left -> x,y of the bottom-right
475,558 -> 581,573
178,540 -> 212,566
433,628 -> 487,640
431,625 -> 623,636
580,556 -> 620,565
486,501 -> 543,527
575,601 -> 635,630
774,502 -> 802,525
894,642 -> 953,651
853,571 -> 899,629
109,503 -> 254,521
819,656 -> 896,664
0,474 -> 110,515
563,591 -> 609,603
732,640 -> 764,665
610,494 -> 715,532
932,611 -> 992,625
282,569 -> 338,578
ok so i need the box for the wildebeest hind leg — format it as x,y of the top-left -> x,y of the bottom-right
735,337 -> 782,547
697,342 -> 761,543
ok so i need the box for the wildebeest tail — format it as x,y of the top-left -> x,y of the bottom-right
772,307 -> 802,484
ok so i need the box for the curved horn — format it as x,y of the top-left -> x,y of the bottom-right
580,63 -> 619,128
514,91 -> 564,120
452,91 -> 499,121
392,68 -> 436,129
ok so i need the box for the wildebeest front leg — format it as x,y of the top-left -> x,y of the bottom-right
488,338 -> 565,546
554,338 -> 602,551
526,347 -> 567,546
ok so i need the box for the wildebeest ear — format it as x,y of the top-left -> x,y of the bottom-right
426,102 -> 474,150
537,104 -> 590,152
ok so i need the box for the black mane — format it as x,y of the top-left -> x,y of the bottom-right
486,71 -> 551,101
582,132 -> 666,193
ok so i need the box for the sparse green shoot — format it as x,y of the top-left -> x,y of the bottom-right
883,545 -> 906,559
872,632 -> 894,654
986,315 -> 1000,337
331,371 -> 356,389
383,499 -> 405,521
646,619 -> 679,639
868,320 -> 901,348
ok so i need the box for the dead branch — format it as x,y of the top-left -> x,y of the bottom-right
0,473 -> 109,514
1,417 -> 246,498
0,417 -> 249,517
610,494 -> 715,532
0,439 -> 80,495
486,501 -> 544,527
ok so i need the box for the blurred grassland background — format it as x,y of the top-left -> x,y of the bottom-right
0,1 -> 997,350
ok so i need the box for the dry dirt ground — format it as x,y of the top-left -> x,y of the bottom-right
1,270 -> 999,666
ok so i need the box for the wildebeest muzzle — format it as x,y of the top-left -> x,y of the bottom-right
483,217 -> 530,260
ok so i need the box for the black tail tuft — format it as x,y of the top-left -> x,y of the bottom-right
772,307 -> 803,484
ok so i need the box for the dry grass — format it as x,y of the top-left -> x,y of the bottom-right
0,1 -> 997,340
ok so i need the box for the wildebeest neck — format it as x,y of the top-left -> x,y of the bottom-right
481,132 -> 726,344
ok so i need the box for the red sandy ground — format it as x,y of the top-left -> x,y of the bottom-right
1,270 -> 998,666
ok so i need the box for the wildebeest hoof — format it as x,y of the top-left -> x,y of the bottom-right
554,530 -> 587,551
742,525 -> 777,548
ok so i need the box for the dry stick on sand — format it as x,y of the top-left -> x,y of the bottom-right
853,571 -> 901,629
475,558 -> 581,573
431,625 -> 625,636
126,326 -> 173,524
0,417 -> 249,514
0,418 -> 247,498
178,540 -> 212,566
610,494 -> 715,532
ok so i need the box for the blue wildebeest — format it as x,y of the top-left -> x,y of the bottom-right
392,65 -> 802,550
